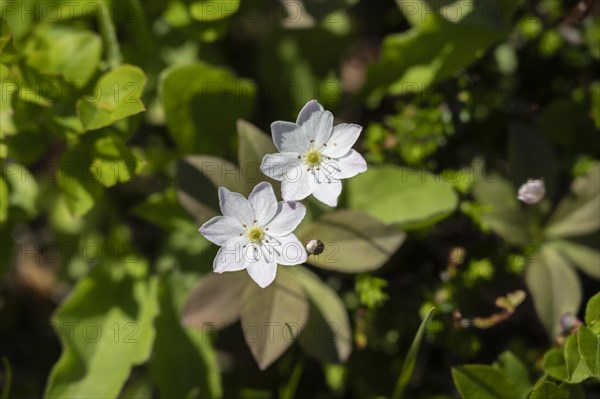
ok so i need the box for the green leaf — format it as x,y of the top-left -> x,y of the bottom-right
150,272 -> 222,399
240,268 -> 309,370
45,264 -> 159,398
494,352 -> 531,399
545,162 -> 600,238
365,0 -> 519,103
526,245 -> 582,338
585,292 -> 600,330
26,25 -> 101,86
392,308 -> 434,399
577,325 -> 600,378
160,62 -> 256,155
182,272 -> 250,330
57,149 -> 103,217
299,210 -> 405,272
90,135 -> 145,187
529,381 -> 569,399
3,162 -> 39,218
347,166 -> 458,228
452,365 -> 517,399
564,333 -> 593,383
548,239 -> 600,280
237,119 -> 278,193
131,189 -> 191,230
190,0 -> 240,21
543,348 -> 568,381
78,65 -> 147,131
291,266 -> 352,363
471,162 -> 532,245
176,155 -> 244,223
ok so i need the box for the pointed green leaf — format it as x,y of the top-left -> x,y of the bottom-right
131,189 -> 191,230
577,325 -> 600,378
299,210 -> 406,272
548,239 -> 600,279
78,65 -> 147,131
291,266 -> 352,363
347,166 -> 458,228
543,348 -> 568,381
545,163 -> 600,238
526,245 -> 582,338
190,0 -> 240,21
160,62 -> 256,155
241,268 -> 309,370
57,149 -> 103,217
392,308 -> 434,399
565,333 -> 593,383
452,365 -> 517,399
585,292 -> 600,330
494,352 -> 531,399
90,135 -> 145,187
45,265 -> 159,398
529,381 -> 569,399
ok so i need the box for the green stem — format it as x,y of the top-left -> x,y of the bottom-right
98,0 -> 122,69
279,358 -> 304,399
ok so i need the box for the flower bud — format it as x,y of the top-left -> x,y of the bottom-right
305,239 -> 325,255
517,179 -> 545,204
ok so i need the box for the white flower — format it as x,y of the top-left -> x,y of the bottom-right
199,182 -> 307,288
517,179 -> 545,204
260,100 -> 367,207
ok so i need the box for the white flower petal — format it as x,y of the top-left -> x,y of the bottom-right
266,201 -> 306,236
214,235 -> 248,273
246,252 -> 278,288
330,149 -> 368,179
271,234 -> 307,265
311,178 -> 342,207
296,99 -> 324,126
218,187 -> 255,225
322,123 -> 363,157
517,179 -> 545,204
302,110 -> 333,147
281,170 -> 312,202
248,182 -> 278,225
271,121 -> 309,153
199,215 -> 245,246
260,153 -> 303,182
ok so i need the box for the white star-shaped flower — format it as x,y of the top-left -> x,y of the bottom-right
260,100 -> 368,207
517,179 -> 545,204
199,182 -> 307,288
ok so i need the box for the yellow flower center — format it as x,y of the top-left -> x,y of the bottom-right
247,226 -> 265,243
305,149 -> 323,167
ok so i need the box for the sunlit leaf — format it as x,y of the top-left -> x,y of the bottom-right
528,381 -> 569,399
347,166 -> 458,228
160,62 -> 256,155
131,189 -> 191,230
585,292 -> 600,331
543,348 -> 568,381
190,0 -> 240,21
299,209 -> 406,272
564,333 -> 593,383
494,352 -> 530,399
45,264 -> 159,398
577,325 -> 600,378
78,65 -> 147,131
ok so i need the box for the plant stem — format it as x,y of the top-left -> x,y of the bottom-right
98,0 -> 122,69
